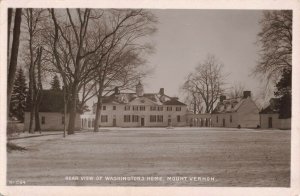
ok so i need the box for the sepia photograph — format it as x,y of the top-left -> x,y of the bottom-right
1,0 -> 299,195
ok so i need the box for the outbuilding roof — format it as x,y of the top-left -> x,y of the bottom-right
25,90 -> 82,113
260,98 -> 279,114
212,97 -> 247,114
25,90 -> 64,113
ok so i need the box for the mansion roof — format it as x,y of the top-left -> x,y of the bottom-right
101,92 -> 186,106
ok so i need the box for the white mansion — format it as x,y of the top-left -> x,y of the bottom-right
80,82 -> 188,128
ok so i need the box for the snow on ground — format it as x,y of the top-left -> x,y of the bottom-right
7,127 -> 290,186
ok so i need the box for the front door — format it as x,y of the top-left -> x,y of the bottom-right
268,117 -> 272,128
141,118 -> 145,127
168,119 -> 171,126
223,119 -> 225,127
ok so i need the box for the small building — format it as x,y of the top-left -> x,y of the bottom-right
260,98 -> 291,129
211,91 -> 260,128
80,83 -> 187,128
24,90 -> 81,132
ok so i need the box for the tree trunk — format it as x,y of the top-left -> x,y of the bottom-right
34,47 -> 43,133
7,8 -> 12,63
28,78 -> 35,133
67,85 -> 78,135
7,8 -> 22,115
28,95 -> 35,133
93,92 -> 103,132
34,93 -> 41,133
28,48 -> 37,133
63,86 -> 67,137
67,100 -> 76,135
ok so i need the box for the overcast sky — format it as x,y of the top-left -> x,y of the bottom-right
142,9 -> 264,99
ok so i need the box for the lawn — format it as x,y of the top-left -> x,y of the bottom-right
7,127 -> 290,186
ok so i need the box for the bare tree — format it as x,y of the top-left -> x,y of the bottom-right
93,47 -> 151,132
23,8 -> 46,133
183,54 -> 226,113
228,82 -> 245,99
181,89 -> 203,114
254,10 -> 292,118
90,10 -> 156,132
254,10 -> 292,82
7,8 -> 22,115
47,9 -> 156,134
48,8 -> 93,134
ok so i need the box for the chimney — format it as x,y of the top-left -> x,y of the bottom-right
220,95 -> 226,102
159,88 -> 164,95
243,91 -> 251,99
114,87 -> 120,95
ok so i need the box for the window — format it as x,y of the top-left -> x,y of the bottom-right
113,106 -> 116,110
176,107 -> 181,111
101,115 -> 108,123
167,106 -> 172,111
132,115 -> 139,122
177,115 -> 181,122
150,115 -> 156,122
133,106 -> 139,111
157,106 -> 163,111
124,115 -> 131,122
150,106 -> 156,111
157,115 -> 163,122
230,115 -> 232,123
125,106 -> 130,111
62,116 -> 65,124
140,106 -> 145,111
216,116 -> 218,123
102,105 -> 106,110
41,116 -> 45,124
